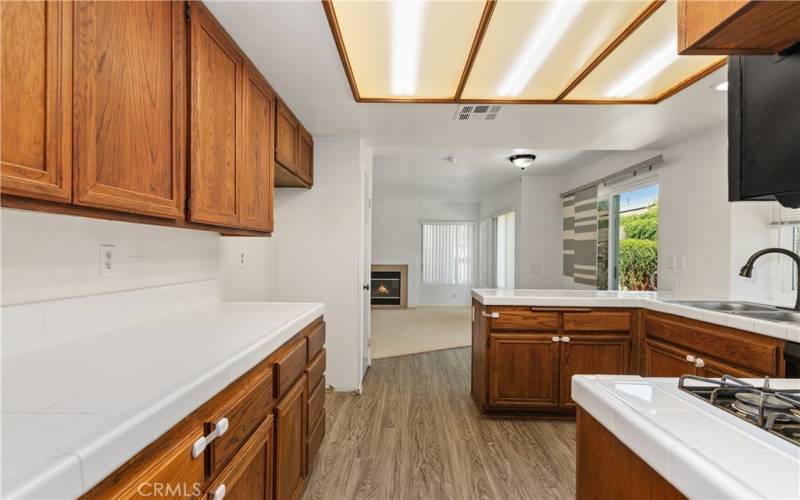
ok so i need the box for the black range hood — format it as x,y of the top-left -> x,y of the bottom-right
728,45 -> 800,208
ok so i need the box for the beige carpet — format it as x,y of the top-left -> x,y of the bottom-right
370,306 -> 471,359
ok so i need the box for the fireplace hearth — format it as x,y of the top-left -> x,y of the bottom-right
370,264 -> 408,308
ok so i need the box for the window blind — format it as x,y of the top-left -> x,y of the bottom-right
768,202 -> 800,225
562,185 -> 598,287
422,222 -> 476,285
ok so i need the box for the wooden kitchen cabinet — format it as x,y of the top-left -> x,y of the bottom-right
275,374 -> 306,500
73,0 -> 186,219
240,60 -> 275,232
0,0 -> 72,202
488,333 -> 560,409
205,416 -> 273,500
700,356 -> 760,379
559,335 -> 631,408
275,100 -> 298,175
643,338 -> 698,378
297,126 -> 313,185
189,1 -> 243,227
274,99 -> 313,188
678,0 -> 800,55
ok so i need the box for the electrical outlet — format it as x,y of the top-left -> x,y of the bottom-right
99,244 -> 115,275
238,252 -> 246,269
530,264 -> 541,274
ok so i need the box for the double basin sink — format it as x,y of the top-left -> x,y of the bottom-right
667,301 -> 800,323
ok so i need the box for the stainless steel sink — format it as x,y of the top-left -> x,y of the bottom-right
731,310 -> 800,323
666,301 -> 777,312
666,300 -> 800,323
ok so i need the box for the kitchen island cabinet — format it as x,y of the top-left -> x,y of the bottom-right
471,290 -> 787,417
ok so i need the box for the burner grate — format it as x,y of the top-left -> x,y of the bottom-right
679,374 -> 800,447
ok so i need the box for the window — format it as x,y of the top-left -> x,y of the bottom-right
598,181 -> 659,291
421,222 -> 476,285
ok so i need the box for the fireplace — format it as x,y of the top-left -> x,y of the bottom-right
371,264 -> 408,308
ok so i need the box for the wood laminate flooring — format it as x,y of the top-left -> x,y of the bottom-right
302,347 -> 576,500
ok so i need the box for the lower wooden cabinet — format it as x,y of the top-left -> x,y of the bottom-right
82,319 -> 326,500
488,333 -> 560,409
206,416 -> 273,500
559,335 -> 630,408
643,338 -> 698,378
275,374 -> 306,500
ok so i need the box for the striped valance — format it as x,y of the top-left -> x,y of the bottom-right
563,185 -> 598,287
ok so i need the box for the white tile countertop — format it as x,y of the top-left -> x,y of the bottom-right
1,282 -> 324,499
471,289 -> 800,342
572,375 -> 800,499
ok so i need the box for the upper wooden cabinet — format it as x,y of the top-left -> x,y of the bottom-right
0,0 -> 72,202
189,1 -> 243,228
240,61 -> 275,232
275,100 -> 298,174
73,1 -> 186,219
275,99 -> 313,188
2,0 -> 301,235
678,0 -> 800,55
297,126 -> 313,186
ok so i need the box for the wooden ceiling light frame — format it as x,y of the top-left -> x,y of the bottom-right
321,0 -> 726,105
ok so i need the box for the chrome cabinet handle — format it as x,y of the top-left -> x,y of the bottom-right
211,484 -> 226,500
192,417 -> 229,458
685,355 -> 696,363
695,358 -> 705,368
561,336 -> 570,343
482,311 -> 499,319
552,336 -> 560,342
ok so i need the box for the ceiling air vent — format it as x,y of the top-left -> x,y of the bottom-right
454,104 -> 502,121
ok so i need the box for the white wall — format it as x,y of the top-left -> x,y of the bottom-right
1,209 -> 220,306
559,125 -> 778,302
371,199 -> 479,306
221,137 -> 368,391
518,176 -> 564,289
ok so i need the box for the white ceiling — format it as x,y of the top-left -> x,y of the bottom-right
206,1 -> 728,199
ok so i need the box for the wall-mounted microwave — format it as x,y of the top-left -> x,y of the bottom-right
729,45 -> 800,208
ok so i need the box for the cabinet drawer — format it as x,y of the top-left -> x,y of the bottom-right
306,322 -> 325,360
306,349 -> 326,392
307,413 -> 325,475
644,311 -> 782,375
204,415 -> 273,500
207,366 -> 274,477
275,337 -> 307,398
115,428 -> 205,499
307,376 -> 325,432
489,309 -> 560,331
563,311 -> 631,332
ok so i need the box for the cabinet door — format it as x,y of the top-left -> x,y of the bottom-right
206,416 -> 273,500
73,1 -> 185,219
700,356 -> 761,379
488,333 -> 560,409
189,2 -> 242,227
643,339 -> 697,377
240,61 -> 274,231
297,126 -> 313,186
1,0 -> 71,202
275,100 -> 298,173
560,336 -> 630,408
275,374 -> 306,500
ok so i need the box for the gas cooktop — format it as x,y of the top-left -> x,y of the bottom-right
679,375 -> 800,447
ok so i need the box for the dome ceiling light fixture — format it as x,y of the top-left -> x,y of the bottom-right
509,153 -> 536,170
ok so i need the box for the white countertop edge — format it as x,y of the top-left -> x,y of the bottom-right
471,289 -> 799,342
572,376 -> 767,499
2,302 -> 325,499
